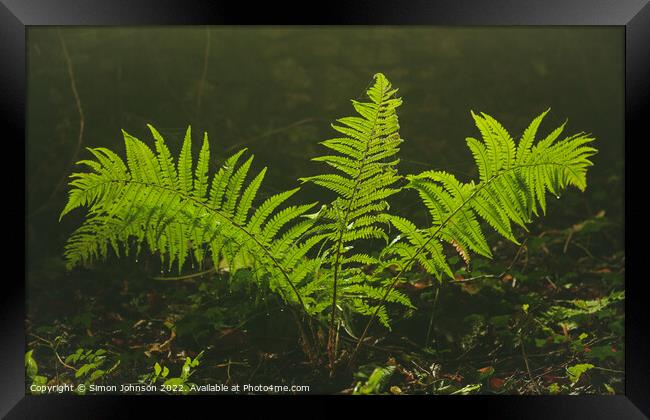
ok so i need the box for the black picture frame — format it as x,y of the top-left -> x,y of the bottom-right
4,0 -> 648,417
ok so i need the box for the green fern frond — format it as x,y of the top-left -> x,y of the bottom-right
299,73 -> 410,347
400,110 -> 597,280
60,126 -> 325,310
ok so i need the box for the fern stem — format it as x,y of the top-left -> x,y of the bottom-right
424,282 -> 441,346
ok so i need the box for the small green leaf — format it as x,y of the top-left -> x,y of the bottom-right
567,363 -> 594,384
182,360 -> 192,379
354,366 -> 395,394
89,369 -> 105,382
75,363 -> 96,378
68,348 -> 84,364
451,383 -> 482,395
162,377 -> 190,393
154,363 -> 162,376
32,375 -> 47,386
25,350 -> 38,379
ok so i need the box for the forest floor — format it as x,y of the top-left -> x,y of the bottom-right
26,207 -> 624,395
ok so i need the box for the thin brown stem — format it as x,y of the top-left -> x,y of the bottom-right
449,238 -> 528,284
151,267 -> 216,281
30,29 -> 85,217
196,27 -> 211,116
224,118 -> 320,154
29,333 -> 78,372
424,282 -> 441,346
520,338 -> 541,393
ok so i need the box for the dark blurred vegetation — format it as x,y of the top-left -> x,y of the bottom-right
26,27 -> 623,395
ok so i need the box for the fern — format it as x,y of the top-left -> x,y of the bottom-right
299,73 -> 407,361
352,108 -> 597,362
60,126 -> 327,312
59,73 -> 598,371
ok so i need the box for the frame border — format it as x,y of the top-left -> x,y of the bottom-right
4,0 -> 648,417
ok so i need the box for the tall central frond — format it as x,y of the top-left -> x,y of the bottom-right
300,73 -> 410,343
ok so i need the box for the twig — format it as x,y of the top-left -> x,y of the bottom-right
29,29 -> 85,217
520,339 -> 533,383
53,351 -> 78,372
545,276 -> 558,290
247,358 -> 264,383
572,242 -> 601,261
449,273 -> 499,284
224,118 -> 320,153
29,333 -> 78,372
424,283 -> 441,345
562,230 -> 574,254
151,267 -> 216,281
507,238 -> 528,271
591,366 -> 624,374
449,239 -> 528,284
196,27 -> 211,116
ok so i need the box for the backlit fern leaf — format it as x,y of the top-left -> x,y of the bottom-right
298,73 -> 409,339
60,126 -> 326,311
397,109 -> 597,280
